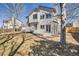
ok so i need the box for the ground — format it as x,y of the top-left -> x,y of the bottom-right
0,32 -> 79,56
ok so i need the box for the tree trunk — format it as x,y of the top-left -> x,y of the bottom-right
60,3 -> 66,45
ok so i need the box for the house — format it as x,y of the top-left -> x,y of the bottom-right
3,17 -> 22,31
26,6 -> 61,36
66,22 -> 73,27
73,20 -> 79,27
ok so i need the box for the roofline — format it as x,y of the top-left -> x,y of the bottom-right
26,5 -> 55,18
38,5 -> 54,10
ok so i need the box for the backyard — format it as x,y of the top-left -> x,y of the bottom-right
0,32 -> 79,56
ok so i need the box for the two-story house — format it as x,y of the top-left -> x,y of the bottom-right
3,17 -> 22,31
27,6 -> 61,36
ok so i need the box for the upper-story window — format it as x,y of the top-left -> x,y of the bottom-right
46,14 -> 51,19
40,15 -> 45,19
33,14 -> 37,19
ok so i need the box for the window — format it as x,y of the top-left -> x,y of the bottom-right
46,14 -> 51,19
33,14 -> 37,19
40,15 -> 45,19
46,25 -> 51,32
34,24 -> 37,30
40,25 -> 44,29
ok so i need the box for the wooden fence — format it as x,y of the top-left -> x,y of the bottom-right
66,27 -> 79,33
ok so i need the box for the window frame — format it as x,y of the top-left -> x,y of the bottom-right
40,14 -> 45,19
46,25 -> 51,32
46,14 -> 52,19
33,14 -> 37,19
40,25 -> 45,29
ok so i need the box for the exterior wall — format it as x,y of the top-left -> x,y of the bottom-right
28,11 -> 39,32
56,17 -> 61,34
34,9 -> 55,34
15,19 -> 22,28
29,11 -> 38,23
3,20 -> 13,29
51,22 -> 59,35
37,9 -> 60,35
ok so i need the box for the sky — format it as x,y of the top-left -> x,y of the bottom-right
66,3 -> 79,22
0,3 -> 58,28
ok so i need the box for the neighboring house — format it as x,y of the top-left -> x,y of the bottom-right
3,17 -> 22,30
73,20 -> 79,27
26,6 -> 61,36
66,22 -> 73,27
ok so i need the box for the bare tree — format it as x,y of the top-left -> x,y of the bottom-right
59,3 -> 79,46
4,3 -> 24,18
4,3 -> 24,31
